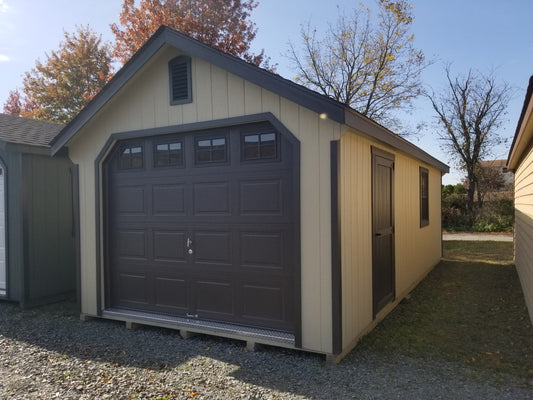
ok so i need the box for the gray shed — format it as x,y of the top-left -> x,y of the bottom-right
0,113 -> 75,307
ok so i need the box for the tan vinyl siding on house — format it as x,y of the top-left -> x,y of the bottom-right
513,144 -> 533,323
67,44 -> 342,354
338,131 -> 442,349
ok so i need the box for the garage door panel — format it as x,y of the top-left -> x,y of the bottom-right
193,231 -> 232,265
153,231 -> 186,262
152,184 -> 186,215
239,179 -> 282,215
193,182 -> 231,215
113,185 -> 146,214
115,273 -> 150,305
242,284 -> 284,322
240,232 -> 283,270
194,280 -> 234,316
117,230 -> 147,259
155,277 -> 188,310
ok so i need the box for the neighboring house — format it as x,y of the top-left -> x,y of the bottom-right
51,26 -> 449,361
507,75 -> 533,324
478,159 -> 514,189
0,113 -> 76,307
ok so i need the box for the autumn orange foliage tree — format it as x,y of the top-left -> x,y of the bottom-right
2,90 -> 22,116
111,0 -> 267,66
2,26 -> 113,123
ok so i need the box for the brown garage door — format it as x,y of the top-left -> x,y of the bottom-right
103,122 -> 298,333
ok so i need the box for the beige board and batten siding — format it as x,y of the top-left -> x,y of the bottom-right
338,130 -> 442,350
66,44 -> 342,354
512,143 -> 533,323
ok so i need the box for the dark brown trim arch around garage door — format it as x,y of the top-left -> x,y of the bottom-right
97,114 -> 301,343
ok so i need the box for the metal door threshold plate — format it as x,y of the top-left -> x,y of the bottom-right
103,308 -> 295,346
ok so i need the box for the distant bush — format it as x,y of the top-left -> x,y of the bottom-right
472,198 -> 514,232
442,185 -> 514,232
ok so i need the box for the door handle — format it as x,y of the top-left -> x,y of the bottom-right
375,233 -> 382,237
186,237 -> 193,255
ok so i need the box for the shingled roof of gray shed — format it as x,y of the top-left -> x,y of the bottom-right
0,113 -> 64,147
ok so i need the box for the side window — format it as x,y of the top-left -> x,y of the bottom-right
119,144 -> 143,170
242,132 -> 277,161
195,137 -> 227,164
169,55 -> 192,105
154,141 -> 183,167
420,167 -> 429,227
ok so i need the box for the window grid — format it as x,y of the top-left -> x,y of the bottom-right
154,141 -> 183,167
420,167 -> 429,227
243,132 -> 277,161
119,145 -> 143,170
195,137 -> 227,164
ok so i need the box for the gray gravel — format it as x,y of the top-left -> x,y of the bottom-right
442,232 -> 513,242
0,301 -> 530,399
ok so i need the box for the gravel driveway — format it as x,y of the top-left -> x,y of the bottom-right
0,301 -> 530,399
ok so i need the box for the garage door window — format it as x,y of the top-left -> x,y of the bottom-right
119,144 -> 143,169
155,142 -> 183,167
242,132 -> 277,161
195,137 -> 227,164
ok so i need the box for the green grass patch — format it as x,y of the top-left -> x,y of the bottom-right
443,240 -> 514,264
357,242 -> 533,387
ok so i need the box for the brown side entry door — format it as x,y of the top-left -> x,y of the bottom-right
372,148 -> 395,317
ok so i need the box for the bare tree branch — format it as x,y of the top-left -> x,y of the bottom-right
286,0 -> 427,133
426,65 -> 511,216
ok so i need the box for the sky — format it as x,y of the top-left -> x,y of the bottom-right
1,0 -> 532,184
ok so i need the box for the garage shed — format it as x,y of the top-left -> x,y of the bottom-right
507,75 -> 533,324
51,26 -> 448,360
0,113 -> 76,307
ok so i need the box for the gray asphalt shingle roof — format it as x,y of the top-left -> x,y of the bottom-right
0,113 -> 64,147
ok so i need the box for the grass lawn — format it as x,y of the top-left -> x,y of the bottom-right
357,240 -> 533,387
442,240 -> 514,264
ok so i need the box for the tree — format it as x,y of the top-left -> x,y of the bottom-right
471,163 -> 506,207
4,26 -> 113,123
427,66 -> 511,217
2,89 -> 22,116
111,0 -> 267,66
287,0 -> 426,130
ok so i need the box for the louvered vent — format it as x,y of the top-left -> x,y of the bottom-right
169,56 -> 191,104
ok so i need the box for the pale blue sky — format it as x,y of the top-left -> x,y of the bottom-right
1,0 -> 532,184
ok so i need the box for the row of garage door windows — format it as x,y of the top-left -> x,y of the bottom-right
119,131 -> 278,170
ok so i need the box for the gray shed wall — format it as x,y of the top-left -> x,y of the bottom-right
0,147 -> 75,306
22,153 -> 75,304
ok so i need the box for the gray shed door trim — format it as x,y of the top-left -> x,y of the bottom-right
96,115 -> 301,341
0,159 -> 6,297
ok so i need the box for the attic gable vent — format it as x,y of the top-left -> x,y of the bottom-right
169,56 -> 192,105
